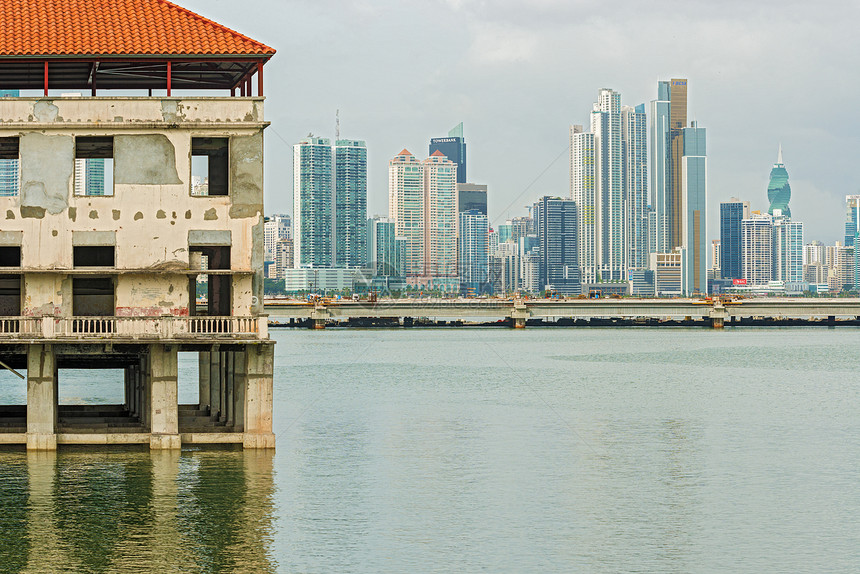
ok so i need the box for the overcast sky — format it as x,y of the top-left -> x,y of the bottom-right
182,0 -> 860,244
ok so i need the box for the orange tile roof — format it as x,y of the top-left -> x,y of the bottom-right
430,150 -> 446,157
398,149 -> 412,156
0,0 -> 274,58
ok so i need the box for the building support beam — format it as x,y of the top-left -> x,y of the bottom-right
149,344 -> 180,450
209,346 -> 221,420
198,351 -> 210,411
233,351 -> 246,432
243,343 -> 275,449
26,344 -> 57,451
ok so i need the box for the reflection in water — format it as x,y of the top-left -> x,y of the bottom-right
0,448 -> 276,573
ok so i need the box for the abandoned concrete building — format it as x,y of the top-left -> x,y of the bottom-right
0,0 -> 276,450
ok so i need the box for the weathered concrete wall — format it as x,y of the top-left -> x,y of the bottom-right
114,135 -> 182,185
1,97 -> 266,320
0,97 -> 264,124
116,274 -> 189,317
19,133 -> 73,217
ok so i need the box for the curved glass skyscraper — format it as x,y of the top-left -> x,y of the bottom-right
767,146 -> 791,217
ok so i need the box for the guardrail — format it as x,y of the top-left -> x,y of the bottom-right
0,316 -> 266,340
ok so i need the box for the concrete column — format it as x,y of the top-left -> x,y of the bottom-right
140,354 -> 151,430
243,343 -> 275,449
198,351 -> 210,411
219,351 -> 228,423
26,344 -> 57,451
149,344 -> 180,450
233,351 -> 246,432
209,346 -> 221,420
225,352 -> 235,427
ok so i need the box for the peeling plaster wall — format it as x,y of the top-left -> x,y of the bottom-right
0,97 -> 267,319
116,274 -> 189,317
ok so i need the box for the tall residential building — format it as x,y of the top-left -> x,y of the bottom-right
388,149 -> 458,287
334,139 -> 367,268
74,157 -> 106,196
681,122 -> 707,294
804,240 -> 825,265
623,104 -> 648,270
710,240 -> 721,277
458,210 -> 489,294
720,198 -> 750,280
429,122 -> 466,183
457,183 -> 487,215
845,195 -> 860,247
772,214 -> 803,283
570,124 -> 596,281
534,196 -> 579,294
293,136 -> 332,267
264,214 -> 290,261
571,88 -> 646,283
742,212 -> 774,285
367,216 -> 405,277
650,79 -> 688,251
767,145 -> 791,217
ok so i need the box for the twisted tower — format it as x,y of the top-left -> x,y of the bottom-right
767,145 -> 791,217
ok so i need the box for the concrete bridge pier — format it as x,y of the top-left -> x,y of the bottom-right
26,344 -> 58,451
709,303 -> 730,329
510,300 -> 530,329
149,344 -> 180,450
310,304 -> 330,329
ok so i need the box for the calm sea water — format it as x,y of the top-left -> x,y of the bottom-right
1,327 -> 859,572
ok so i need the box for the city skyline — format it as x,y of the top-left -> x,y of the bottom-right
154,0 -> 860,247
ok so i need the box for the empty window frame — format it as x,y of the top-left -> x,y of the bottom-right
0,247 -> 21,267
0,137 -> 19,197
189,246 -> 231,316
75,136 -> 114,196
0,275 -> 21,316
72,277 -> 115,317
73,246 -> 115,267
191,137 -> 229,196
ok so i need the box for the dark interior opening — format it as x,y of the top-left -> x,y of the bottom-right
75,136 -> 114,159
189,246 -> 231,316
0,246 -> 21,267
0,275 -> 21,316
0,137 -> 19,160
191,137 -> 229,196
74,246 -> 115,267
72,277 -> 114,316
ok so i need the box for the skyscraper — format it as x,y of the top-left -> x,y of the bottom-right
571,88 -> 646,283
845,195 -> 860,247
388,149 -> 458,287
458,210 -> 489,295
681,121 -> 707,294
534,196 -> 579,294
767,146 -> 791,217
334,139 -> 367,268
650,79 -> 688,252
457,183 -> 487,215
623,104 -> 648,270
720,198 -> 750,281
293,136 -> 332,268
366,216 -> 405,277
429,122 -> 466,183
742,212 -> 773,286
772,213 -> 803,282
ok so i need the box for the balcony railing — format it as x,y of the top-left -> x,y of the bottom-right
0,316 -> 267,340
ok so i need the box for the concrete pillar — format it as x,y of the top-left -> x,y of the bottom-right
219,351 -> 228,423
198,351 -> 210,410
225,352 -> 235,427
209,346 -> 221,420
233,351 -> 246,432
149,344 -> 180,450
510,299 -> 530,329
26,344 -> 57,451
243,343 -> 275,449
140,354 -> 151,430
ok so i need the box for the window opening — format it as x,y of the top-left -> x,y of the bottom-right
0,275 -> 21,316
191,137 -> 229,196
0,246 -> 21,267
73,246 -> 115,267
72,277 -> 114,317
189,246 -> 230,316
0,137 -> 19,197
75,136 -> 114,196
